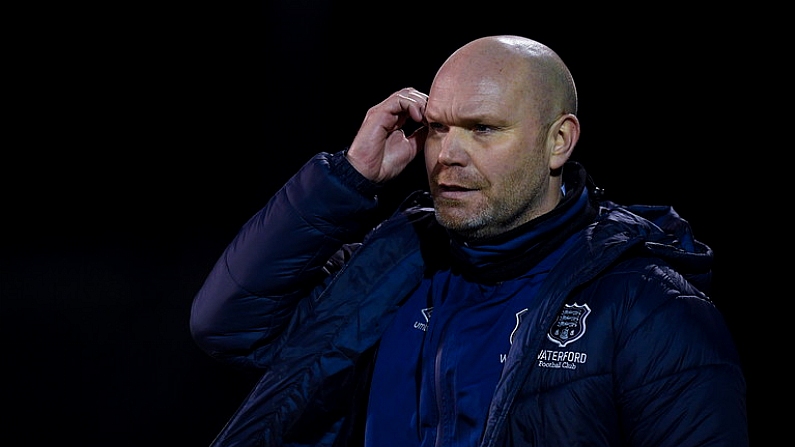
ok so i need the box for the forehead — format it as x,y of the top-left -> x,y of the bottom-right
426,71 -> 530,123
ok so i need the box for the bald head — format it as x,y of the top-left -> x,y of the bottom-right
423,35 -> 582,238
431,35 -> 577,124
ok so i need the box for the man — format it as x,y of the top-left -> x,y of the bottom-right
191,35 -> 748,446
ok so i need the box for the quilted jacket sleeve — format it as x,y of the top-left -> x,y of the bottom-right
609,260 -> 748,446
189,151 -> 382,367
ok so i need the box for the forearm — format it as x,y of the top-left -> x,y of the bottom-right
190,151 -> 382,364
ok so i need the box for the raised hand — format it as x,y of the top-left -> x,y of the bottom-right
346,88 -> 428,183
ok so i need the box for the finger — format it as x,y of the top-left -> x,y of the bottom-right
404,89 -> 428,102
395,89 -> 428,107
409,125 -> 428,153
394,89 -> 428,123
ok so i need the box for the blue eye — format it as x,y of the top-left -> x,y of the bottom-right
473,124 -> 493,133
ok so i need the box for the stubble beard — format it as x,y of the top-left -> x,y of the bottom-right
433,171 -> 543,240
434,198 -> 494,239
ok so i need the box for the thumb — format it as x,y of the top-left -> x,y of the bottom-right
408,125 -> 428,156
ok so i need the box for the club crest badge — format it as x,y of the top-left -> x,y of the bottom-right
547,303 -> 591,347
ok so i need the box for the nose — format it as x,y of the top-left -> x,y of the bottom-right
435,130 -> 469,166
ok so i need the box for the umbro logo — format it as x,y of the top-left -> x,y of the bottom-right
413,307 -> 433,332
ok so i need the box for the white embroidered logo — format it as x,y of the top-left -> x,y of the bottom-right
509,308 -> 529,345
500,308 -> 529,363
547,303 -> 591,348
413,307 -> 433,332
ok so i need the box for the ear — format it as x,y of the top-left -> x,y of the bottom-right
548,113 -> 580,171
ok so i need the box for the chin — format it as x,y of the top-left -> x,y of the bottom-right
434,208 -> 485,234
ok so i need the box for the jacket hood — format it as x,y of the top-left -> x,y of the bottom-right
596,201 -> 714,294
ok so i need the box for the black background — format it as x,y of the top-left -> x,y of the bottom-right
3,2 -> 766,445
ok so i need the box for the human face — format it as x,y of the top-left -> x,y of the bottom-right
424,69 -> 557,240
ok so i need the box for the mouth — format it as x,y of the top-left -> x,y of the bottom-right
434,183 -> 478,200
438,183 -> 473,191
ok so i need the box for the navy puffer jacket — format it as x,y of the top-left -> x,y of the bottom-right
190,152 -> 747,446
